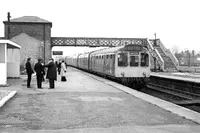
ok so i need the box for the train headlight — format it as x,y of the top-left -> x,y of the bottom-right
121,72 -> 125,77
143,72 -> 146,77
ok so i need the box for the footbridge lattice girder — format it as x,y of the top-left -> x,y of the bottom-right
51,37 -> 147,47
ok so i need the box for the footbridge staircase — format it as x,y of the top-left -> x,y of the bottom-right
148,39 -> 179,72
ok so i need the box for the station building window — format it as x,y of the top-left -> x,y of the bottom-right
118,53 -> 128,66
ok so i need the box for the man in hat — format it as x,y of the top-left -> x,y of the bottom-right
34,58 -> 45,89
44,58 -> 57,89
25,57 -> 34,88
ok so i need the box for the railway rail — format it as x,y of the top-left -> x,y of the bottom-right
146,83 -> 200,101
144,76 -> 200,113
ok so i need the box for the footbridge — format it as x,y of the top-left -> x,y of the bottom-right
51,37 -> 179,72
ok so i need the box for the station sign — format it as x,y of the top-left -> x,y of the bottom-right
52,51 -> 63,55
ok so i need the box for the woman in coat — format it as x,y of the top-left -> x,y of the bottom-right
60,60 -> 67,81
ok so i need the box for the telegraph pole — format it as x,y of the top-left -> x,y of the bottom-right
154,33 -> 157,46
7,12 -> 11,39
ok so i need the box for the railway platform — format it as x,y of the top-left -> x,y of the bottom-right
151,72 -> 200,83
0,67 -> 200,132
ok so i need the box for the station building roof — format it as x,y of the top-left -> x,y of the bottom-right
3,16 -> 52,26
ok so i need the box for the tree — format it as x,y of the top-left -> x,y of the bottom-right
171,45 -> 180,54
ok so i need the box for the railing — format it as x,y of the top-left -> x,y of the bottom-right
51,37 -> 148,47
158,40 -> 179,71
146,39 -> 164,71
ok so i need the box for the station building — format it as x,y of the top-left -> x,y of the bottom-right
3,16 -> 52,68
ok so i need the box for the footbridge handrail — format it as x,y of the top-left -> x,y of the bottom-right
158,40 -> 179,71
146,39 -> 164,71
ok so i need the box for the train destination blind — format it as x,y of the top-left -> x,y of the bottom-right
123,45 -> 142,51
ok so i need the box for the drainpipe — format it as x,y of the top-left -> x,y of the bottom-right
43,24 -> 46,65
7,12 -> 11,39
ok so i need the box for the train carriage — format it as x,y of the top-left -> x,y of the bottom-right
77,53 -> 89,70
89,44 -> 150,78
66,44 -> 150,90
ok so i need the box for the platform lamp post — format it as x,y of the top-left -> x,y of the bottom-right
7,12 -> 11,39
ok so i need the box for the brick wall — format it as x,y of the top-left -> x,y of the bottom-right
11,33 -> 43,67
4,23 -> 52,65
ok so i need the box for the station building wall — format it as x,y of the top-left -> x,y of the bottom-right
4,22 -> 52,66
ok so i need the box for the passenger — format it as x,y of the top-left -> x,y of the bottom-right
61,60 -> 67,82
41,60 -> 45,82
25,57 -> 34,88
55,61 -> 58,67
44,58 -> 57,89
57,60 -> 62,75
65,61 -> 68,68
34,58 -> 45,89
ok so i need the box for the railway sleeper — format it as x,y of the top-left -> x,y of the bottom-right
147,83 -> 194,100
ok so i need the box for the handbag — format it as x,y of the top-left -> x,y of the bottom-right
61,76 -> 67,81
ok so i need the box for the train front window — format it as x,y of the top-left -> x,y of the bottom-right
140,53 -> 149,67
118,53 -> 128,66
130,56 -> 139,66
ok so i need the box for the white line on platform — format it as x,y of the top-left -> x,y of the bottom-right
0,91 -> 17,108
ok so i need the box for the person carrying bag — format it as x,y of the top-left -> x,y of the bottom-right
60,60 -> 67,82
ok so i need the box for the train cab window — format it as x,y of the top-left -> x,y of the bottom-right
118,53 -> 128,66
130,56 -> 139,66
140,53 -> 149,67
106,55 -> 109,59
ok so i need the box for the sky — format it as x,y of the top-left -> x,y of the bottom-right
0,0 -> 200,55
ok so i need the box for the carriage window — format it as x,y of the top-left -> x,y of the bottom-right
140,53 -> 149,67
130,56 -> 139,66
118,53 -> 128,66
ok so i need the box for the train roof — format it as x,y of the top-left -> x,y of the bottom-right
90,46 -> 125,55
90,44 -> 147,55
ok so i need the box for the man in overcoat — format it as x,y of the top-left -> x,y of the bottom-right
25,58 -> 34,88
44,58 -> 57,89
34,58 -> 45,89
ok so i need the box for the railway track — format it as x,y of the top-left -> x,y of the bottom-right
147,83 -> 200,100
145,82 -> 200,113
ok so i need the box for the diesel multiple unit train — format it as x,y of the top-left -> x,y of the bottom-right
66,44 -> 151,90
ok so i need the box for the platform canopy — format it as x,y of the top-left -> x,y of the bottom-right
0,39 -> 21,49
0,39 -> 21,86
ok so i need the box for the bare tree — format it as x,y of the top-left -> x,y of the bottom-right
171,45 -> 180,54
